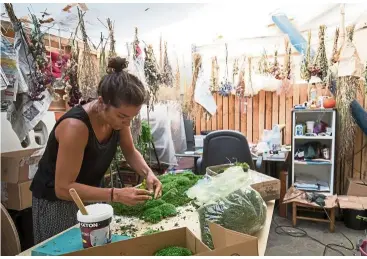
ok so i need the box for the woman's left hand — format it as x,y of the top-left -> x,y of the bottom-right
146,171 -> 162,199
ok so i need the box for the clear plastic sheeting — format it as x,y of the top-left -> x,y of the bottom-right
140,102 -> 187,166
187,166 -> 266,249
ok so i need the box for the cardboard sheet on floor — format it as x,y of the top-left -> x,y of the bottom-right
338,195 -> 367,210
66,223 -> 259,256
283,187 -> 337,208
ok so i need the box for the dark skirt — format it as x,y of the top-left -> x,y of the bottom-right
32,196 -> 79,244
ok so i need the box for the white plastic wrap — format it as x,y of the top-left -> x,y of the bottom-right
140,102 -> 187,165
244,73 -> 282,96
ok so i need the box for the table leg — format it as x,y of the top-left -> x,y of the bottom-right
194,157 -> 198,173
292,202 -> 297,227
329,208 -> 335,233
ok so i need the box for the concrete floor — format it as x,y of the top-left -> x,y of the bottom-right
266,214 -> 366,256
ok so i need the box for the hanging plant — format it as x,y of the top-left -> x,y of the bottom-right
107,18 -> 116,60
309,25 -> 328,82
77,8 -> 99,102
175,58 -> 180,90
257,50 -> 270,75
232,58 -> 239,83
336,25 -> 362,159
268,49 -> 282,80
144,45 -> 162,108
162,42 -> 174,87
219,43 -> 233,96
331,28 -> 340,64
183,53 -> 202,120
300,31 -> 312,82
236,56 -> 246,97
62,43 -> 82,107
209,56 -> 219,92
133,27 -> 142,60
282,38 -> 291,80
247,57 -> 253,96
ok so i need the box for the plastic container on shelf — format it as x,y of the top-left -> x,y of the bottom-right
306,121 -> 315,134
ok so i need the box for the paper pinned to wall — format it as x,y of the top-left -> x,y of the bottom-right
194,68 -> 217,115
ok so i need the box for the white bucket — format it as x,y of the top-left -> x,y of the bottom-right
77,204 -> 114,248
306,121 -> 315,134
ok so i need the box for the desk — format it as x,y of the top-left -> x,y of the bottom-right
18,201 -> 275,256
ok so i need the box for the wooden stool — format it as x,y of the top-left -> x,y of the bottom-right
292,202 -> 336,232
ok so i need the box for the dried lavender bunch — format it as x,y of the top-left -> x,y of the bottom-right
162,42 -> 174,87
144,45 -> 162,107
63,45 -> 82,107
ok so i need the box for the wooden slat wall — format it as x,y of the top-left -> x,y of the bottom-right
195,84 -> 367,193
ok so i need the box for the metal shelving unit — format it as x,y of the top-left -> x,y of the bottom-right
291,109 -> 336,195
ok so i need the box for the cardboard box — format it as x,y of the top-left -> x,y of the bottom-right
346,178 -> 367,197
206,164 -> 280,201
1,180 -> 32,210
338,195 -> 367,210
67,223 -> 259,256
1,148 -> 43,183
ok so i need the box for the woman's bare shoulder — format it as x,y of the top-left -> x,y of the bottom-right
55,118 -> 89,145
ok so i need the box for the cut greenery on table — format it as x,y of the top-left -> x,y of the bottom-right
154,246 -> 192,256
112,172 -> 203,223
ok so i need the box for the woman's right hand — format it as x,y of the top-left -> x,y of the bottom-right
113,187 -> 152,206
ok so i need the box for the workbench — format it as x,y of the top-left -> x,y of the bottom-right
19,201 -> 275,256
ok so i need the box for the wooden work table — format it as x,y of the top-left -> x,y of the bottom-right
19,201 -> 275,256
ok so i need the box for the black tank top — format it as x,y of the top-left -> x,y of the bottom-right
31,105 -> 119,201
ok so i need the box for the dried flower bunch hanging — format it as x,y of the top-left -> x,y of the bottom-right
210,57 -> 220,92
232,58 -> 239,83
63,44 -> 82,107
331,28 -> 340,64
268,50 -> 282,80
309,25 -> 328,82
133,27 -> 142,60
257,50 -> 270,75
162,42 -> 174,87
300,31 -> 312,82
175,58 -> 180,90
107,18 -> 116,60
219,43 -> 233,96
98,33 -> 108,79
183,53 -> 202,120
144,44 -> 162,107
77,8 -> 99,102
236,56 -> 246,97
336,25 -> 362,159
247,57 -> 253,96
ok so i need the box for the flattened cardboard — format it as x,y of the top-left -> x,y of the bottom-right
338,195 -> 366,210
1,181 -> 32,211
67,227 -> 209,256
283,187 -> 337,208
206,164 -> 280,201
346,178 -> 367,196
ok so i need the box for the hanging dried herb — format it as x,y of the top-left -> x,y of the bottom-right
133,27 -> 142,60
336,25 -> 361,159
183,53 -> 202,120
257,50 -> 269,75
300,31 -> 312,82
77,8 -> 99,101
268,49 -> 282,80
107,18 -> 116,60
210,57 -> 219,92
247,57 -> 253,96
99,34 -> 108,79
159,35 -> 163,72
144,45 -> 162,107
236,56 -> 246,97
282,38 -> 291,80
232,58 -> 239,83
175,58 -> 180,90
331,28 -> 340,64
310,25 -> 328,82
219,43 -> 233,96
63,43 -> 82,107
162,42 -> 174,87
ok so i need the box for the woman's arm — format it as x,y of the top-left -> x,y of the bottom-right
119,127 -> 162,198
54,119 -> 151,204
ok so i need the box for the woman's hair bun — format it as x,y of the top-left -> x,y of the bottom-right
107,57 -> 128,73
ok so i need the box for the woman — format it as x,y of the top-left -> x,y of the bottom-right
30,57 -> 162,244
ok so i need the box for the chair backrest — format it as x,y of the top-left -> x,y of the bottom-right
183,118 -> 195,151
200,130 -> 255,173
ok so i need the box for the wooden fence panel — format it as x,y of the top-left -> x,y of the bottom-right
193,86 -> 367,193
